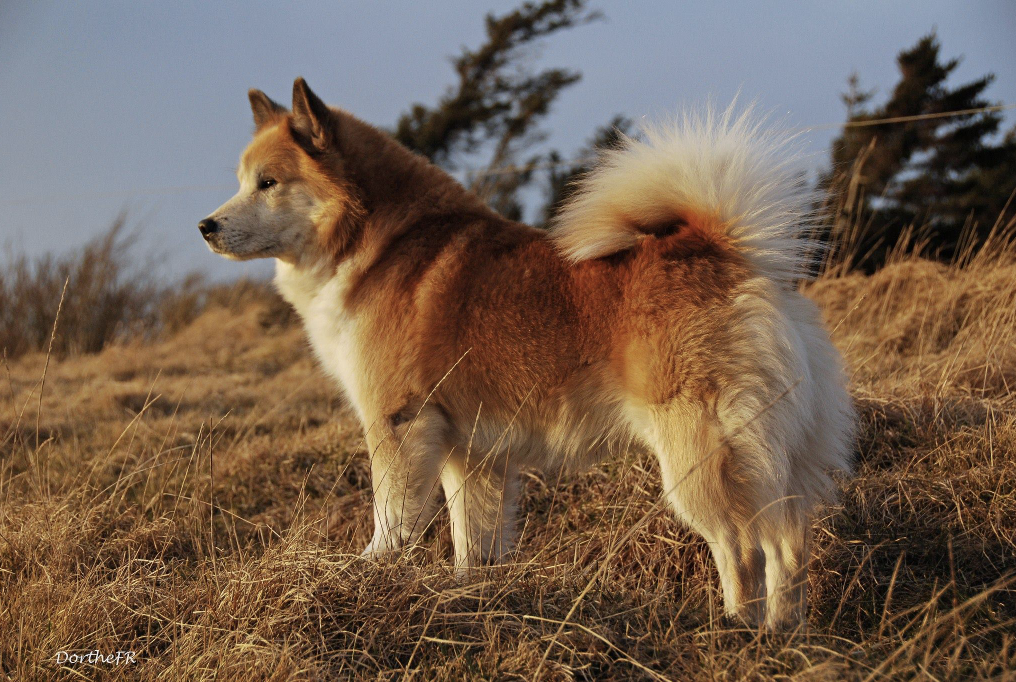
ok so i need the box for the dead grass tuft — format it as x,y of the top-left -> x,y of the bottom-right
0,217 -> 293,362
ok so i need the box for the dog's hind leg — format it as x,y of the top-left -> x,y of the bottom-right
635,404 -> 769,624
760,505 -> 810,628
440,446 -> 520,574
698,520 -> 767,625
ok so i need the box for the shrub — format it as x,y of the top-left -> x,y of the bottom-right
0,215 -> 160,358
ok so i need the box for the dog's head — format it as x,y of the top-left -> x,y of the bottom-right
199,78 -> 361,263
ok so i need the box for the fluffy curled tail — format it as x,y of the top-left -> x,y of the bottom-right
550,106 -> 815,283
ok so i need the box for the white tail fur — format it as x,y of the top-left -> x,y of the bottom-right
550,106 -> 815,284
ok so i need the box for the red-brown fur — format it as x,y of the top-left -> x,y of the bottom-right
247,96 -> 748,426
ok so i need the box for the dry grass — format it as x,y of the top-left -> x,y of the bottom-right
1,235 -> 1015,679
0,218 -> 291,361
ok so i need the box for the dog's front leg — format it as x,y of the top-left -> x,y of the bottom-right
361,404 -> 448,559
440,448 -> 520,574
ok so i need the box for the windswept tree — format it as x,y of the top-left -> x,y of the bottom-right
393,0 -> 600,220
823,32 -> 1016,268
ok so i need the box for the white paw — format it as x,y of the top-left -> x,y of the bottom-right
360,535 -> 401,560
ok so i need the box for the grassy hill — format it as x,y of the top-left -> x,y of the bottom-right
1,242 -> 1014,679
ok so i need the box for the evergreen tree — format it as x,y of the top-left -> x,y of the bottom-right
393,0 -> 600,220
823,32 -> 1016,268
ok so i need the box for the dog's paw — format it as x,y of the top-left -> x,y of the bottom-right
359,543 -> 390,560
360,535 -> 402,561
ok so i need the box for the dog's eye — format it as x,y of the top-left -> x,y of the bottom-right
257,178 -> 277,191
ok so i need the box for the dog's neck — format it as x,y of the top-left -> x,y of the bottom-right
274,256 -> 331,307
332,109 -> 490,223
274,110 -> 501,308
278,110 -> 499,286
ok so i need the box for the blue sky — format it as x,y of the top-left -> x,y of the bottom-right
1,0 -> 1014,280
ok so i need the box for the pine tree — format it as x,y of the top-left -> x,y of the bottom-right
823,32 -> 1016,268
393,0 -> 600,220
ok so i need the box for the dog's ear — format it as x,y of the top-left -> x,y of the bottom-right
291,77 -> 332,151
248,89 -> 286,131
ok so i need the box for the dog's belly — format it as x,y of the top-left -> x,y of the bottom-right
448,395 -> 632,471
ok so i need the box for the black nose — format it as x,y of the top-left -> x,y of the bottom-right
198,218 -> 219,238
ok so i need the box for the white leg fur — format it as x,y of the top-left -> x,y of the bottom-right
361,406 -> 448,558
634,402 -> 775,625
760,511 -> 810,628
440,448 -> 520,573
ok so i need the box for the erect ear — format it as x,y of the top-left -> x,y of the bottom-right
291,77 -> 332,151
248,89 -> 287,131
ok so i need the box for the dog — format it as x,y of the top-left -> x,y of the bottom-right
200,78 -> 854,628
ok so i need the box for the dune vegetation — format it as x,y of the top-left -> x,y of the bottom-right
0,212 -> 1014,681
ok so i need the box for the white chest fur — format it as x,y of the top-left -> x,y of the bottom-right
274,260 -> 369,420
